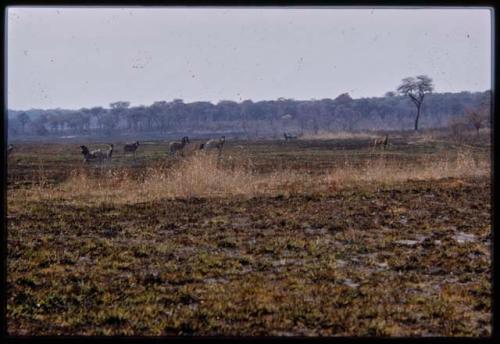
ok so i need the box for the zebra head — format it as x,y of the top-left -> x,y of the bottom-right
80,145 -> 90,155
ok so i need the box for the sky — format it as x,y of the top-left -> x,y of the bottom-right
6,7 -> 492,110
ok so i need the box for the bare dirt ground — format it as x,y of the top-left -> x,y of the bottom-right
6,131 -> 491,336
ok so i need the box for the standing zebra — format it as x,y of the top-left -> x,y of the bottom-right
80,144 -> 113,163
215,136 -> 226,153
80,145 -> 98,163
373,135 -> 389,150
202,136 -> 225,155
106,144 -> 114,160
124,141 -> 140,156
7,144 -> 14,156
169,136 -> 190,156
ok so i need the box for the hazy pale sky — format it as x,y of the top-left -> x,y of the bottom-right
7,7 -> 492,110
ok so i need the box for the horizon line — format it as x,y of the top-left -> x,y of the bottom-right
6,88 -> 491,112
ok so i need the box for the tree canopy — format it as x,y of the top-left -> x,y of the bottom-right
7,89 -> 489,138
397,75 -> 434,131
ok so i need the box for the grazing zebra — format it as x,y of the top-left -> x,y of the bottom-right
80,144 -> 113,163
373,135 -> 389,150
284,132 -> 298,141
216,136 -> 226,152
105,144 -> 114,160
80,145 -> 98,163
7,144 -> 14,156
169,136 -> 190,156
94,144 -> 113,161
124,141 -> 140,156
202,136 -> 226,155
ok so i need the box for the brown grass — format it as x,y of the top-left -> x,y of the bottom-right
15,148 -> 490,205
326,148 -> 490,186
300,131 -> 381,140
6,140 -> 492,336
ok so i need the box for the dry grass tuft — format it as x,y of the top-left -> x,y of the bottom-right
326,148 -> 489,187
141,153 -> 259,198
15,148 -> 490,205
301,131 -> 381,140
20,153 -> 306,203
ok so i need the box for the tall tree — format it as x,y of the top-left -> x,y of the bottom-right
17,112 -> 30,134
465,107 -> 486,136
479,90 -> 491,128
103,101 -> 130,133
334,92 -> 353,104
31,114 -> 49,136
88,107 -> 105,131
47,115 -> 61,134
397,75 -> 434,131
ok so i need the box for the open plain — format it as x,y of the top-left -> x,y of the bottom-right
6,131 -> 491,336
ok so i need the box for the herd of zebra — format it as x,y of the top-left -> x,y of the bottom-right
78,135 -> 226,163
283,132 -> 299,141
6,133 -> 389,163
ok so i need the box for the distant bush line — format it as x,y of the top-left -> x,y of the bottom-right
7,90 -> 491,139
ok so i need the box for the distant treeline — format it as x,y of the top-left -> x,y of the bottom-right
7,91 -> 491,139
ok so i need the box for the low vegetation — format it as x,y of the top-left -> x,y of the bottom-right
6,130 -> 491,336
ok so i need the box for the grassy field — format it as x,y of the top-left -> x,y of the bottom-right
6,131 -> 492,336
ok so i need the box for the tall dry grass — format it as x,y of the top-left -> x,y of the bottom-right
19,153 -> 308,203
300,131 -> 381,140
12,148 -> 490,204
325,148 -> 489,187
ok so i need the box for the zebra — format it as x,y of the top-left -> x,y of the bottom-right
105,144 -> 114,160
202,136 -> 225,155
124,141 -> 140,156
7,144 -> 14,156
373,135 -> 389,150
284,132 -> 298,141
215,136 -> 226,152
80,145 -> 99,163
169,136 -> 190,156
80,144 -> 113,163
